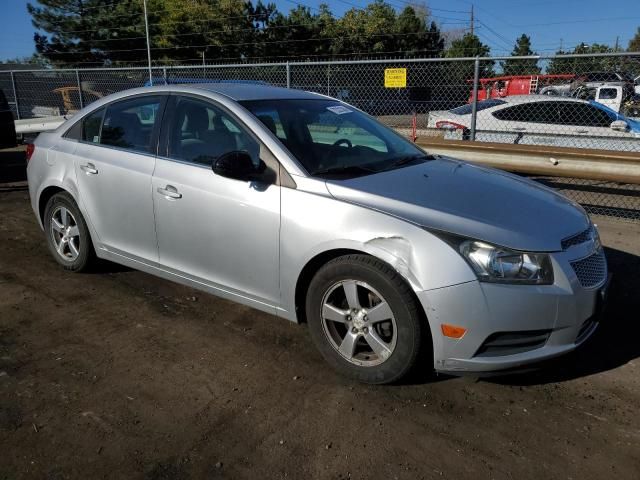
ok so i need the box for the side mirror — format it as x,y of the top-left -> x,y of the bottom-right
610,120 -> 629,132
213,150 -> 262,182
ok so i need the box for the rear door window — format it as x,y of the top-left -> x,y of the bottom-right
101,95 -> 164,153
556,102 -> 613,127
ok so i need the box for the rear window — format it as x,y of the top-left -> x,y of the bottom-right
101,95 -> 163,153
598,88 -> 619,100
450,99 -> 506,115
83,108 -> 105,143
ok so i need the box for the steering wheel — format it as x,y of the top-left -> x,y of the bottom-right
333,138 -> 352,148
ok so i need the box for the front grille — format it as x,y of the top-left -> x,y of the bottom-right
561,226 -> 594,250
570,249 -> 607,289
475,330 -> 551,357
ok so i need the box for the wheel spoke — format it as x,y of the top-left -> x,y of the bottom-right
342,280 -> 360,309
67,225 -> 79,238
363,329 -> 392,359
323,304 -> 348,324
366,301 -> 393,324
56,239 -> 66,257
60,208 -> 69,227
68,239 -> 79,258
52,218 -> 65,233
338,330 -> 359,358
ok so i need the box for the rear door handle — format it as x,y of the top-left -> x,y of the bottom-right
576,130 -> 589,134
512,127 -> 527,131
80,163 -> 98,175
157,185 -> 182,199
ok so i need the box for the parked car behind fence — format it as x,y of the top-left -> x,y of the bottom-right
428,95 -> 640,151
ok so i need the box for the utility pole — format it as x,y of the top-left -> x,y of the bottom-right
614,36 -> 619,52
470,4 -> 474,36
143,0 -> 153,86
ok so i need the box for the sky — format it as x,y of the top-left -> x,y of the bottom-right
1,0 -> 639,61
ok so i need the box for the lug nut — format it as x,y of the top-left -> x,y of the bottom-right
363,315 -> 368,321
363,327 -> 369,334
346,315 -> 352,321
351,327 -> 358,333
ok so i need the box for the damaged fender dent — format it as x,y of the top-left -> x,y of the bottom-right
364,235 -> 421,289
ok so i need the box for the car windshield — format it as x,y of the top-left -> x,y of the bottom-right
450,99 -> 506,115
240,99 -> 429,177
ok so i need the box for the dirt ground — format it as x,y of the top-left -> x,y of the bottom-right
1,148 -> 640,480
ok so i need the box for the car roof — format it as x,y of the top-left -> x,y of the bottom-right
497,95 -> 587,104
183,83 -> 326,101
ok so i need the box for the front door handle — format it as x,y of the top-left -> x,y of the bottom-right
80,163 -> 98,175
512,127 -> 527,131
157,185 -> 182,199
576,130 -> 589,134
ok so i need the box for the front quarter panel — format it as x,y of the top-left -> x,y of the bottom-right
278,176 -> 476,322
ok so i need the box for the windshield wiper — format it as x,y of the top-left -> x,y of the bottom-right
311,164 -> 377,177
381,153 -> 436,171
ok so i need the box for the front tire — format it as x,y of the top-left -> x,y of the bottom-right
43,192 -> 96,272
306,254 -> 429,384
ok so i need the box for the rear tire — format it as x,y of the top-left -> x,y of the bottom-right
43,192 -> 96,272
306,254 -> 430,384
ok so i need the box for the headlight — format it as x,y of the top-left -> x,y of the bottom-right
458,239 -> 554,285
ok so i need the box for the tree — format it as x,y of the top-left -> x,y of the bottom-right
1,54 -> 49,67
629,27 -> 640,52
28,0 -> 260,66
330,1 -> 397,56
501,34 -> 540,76
394,7 -> 444,58
445,33 -> 493,80
546,43 -> 617,75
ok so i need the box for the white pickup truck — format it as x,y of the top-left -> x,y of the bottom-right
576,85 -> 640,118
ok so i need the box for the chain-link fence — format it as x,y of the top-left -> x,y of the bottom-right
1,52 -> 640,219
2,53 -> 639,149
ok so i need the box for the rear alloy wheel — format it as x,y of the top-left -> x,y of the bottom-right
44,192 -> 96,272
50,206 -> 81,262
306,254 -> 429,384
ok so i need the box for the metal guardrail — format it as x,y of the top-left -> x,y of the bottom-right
416,138 -> 640,184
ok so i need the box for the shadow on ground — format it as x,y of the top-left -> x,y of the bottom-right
0,148 -> 27,185
489,245 -> 640,386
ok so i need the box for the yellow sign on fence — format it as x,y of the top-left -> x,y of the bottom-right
384,68 -> 407,88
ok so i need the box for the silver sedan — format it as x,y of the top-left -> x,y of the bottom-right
27,84 -> 609,383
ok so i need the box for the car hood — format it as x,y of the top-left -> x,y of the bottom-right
325,157 -> 590,252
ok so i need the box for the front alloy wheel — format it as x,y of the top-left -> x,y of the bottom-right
307,254 -> 429,384
321,280 -> 397,366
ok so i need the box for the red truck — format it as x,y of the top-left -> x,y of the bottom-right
468,74 -> 575,102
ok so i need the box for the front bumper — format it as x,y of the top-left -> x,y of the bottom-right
417,245 -> 608,374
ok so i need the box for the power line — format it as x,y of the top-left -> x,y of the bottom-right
514,16 -> 640,28
43,25 -> 468,56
